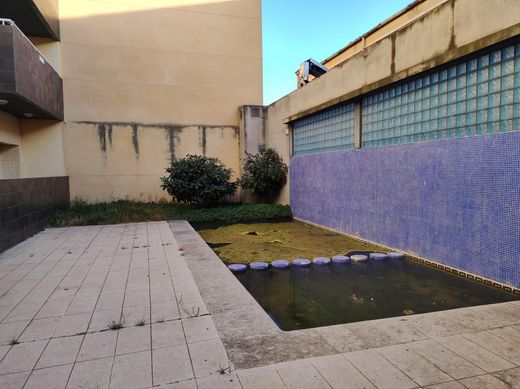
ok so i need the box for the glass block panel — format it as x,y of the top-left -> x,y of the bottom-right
361,39 -> 520,148
293,103 -> 355,155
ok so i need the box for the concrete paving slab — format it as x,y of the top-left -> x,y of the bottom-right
422,382 -> 466,389
0,340 -> 47,374
24,364 -> 73,389
408,340 -> 485,379
1,222 -> 519,389
458,374 -> 511,388
236,365 -> 287,389
19,317 -> 60,341
36,335 -> 83,369
345,349 -> 418,389
66,357 -> 113,389
110,350 -> 152,389
274,359 -> 332,389
197,373 -> 242,389
310,353 -> 376,389
77,330 -> 117,362
152,344 -> 194,385
188,338 -> 231,378
0,371 -> 31,389
376,343 -> 452,386
183,315 -> 219,344
116,324 -> 151,355
493,367 -> 520,388
435,334 -> 516,372
462,330 -> 520,365
151,320 -> 185,349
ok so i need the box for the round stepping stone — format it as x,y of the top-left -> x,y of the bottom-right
292,258 -> 311,267
350,254 -> 368,263
332,255 -> 350,264
387,252 -> 404,260
228,264 -> 247,272
369,252 -> 387,261
271,259 -> 290,269
313,257 -> 331,265
250,261 -> 269,270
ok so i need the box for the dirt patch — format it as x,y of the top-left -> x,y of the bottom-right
197,220 -> 388,264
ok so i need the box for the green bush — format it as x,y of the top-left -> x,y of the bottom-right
161,155 -> 237,204
240,148 -> 288,201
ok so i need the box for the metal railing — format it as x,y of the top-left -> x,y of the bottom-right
0,18 -> 57,72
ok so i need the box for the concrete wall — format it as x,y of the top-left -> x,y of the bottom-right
58,0 -> 262,201
0,176 -> 69,253
322,0 -> 447,69
290,131 -> 520,289
266,0 -> 520,204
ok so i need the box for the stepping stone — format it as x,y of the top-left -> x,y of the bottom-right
292,258 -> 311,267
369,253 -> 387,261
228,264 -> 247,272
387,252 -> 404,260
271,259 -> 290,269
350,254 -> 368,263
250,261 -> 269,270
332,255 -> 350,264
313,257 -> 331,265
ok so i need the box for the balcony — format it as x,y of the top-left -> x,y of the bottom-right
0,0 -> 59,40
0,20 -> 63,120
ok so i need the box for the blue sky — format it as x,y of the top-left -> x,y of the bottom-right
262,0 -> 413,105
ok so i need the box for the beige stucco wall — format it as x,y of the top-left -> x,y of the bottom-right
267,0 -> 520,204
0,112 -> 21,178
59,0 -> 262,201
0,111 -> 21,146
323,0 -> 448,69
20,120 -> 65,177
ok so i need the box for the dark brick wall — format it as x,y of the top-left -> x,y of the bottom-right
0,176 -> 69,253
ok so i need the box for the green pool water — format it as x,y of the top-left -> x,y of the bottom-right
231,257 -> 519,331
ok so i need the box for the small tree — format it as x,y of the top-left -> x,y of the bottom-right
161,155 -> 237,204
240,148 -> 288,202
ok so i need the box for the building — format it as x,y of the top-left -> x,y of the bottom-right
1,0 -> 519,292
0,0 -> 262,199
264,0 -> 520,291
0,0 -> 262,250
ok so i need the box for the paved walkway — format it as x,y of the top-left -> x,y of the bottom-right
0,222 -> 519,389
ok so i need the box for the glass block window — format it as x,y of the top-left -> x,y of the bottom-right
293,103 -> 355,155
362,42 -> 520,148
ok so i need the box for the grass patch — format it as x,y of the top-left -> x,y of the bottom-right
8,338 -> 19,346
50,200 -> 292,227
107,318 -> 125,330
198,220 -> 389,265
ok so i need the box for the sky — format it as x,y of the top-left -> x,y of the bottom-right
262,0 -> 413,105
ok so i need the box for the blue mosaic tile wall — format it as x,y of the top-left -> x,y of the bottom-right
293,103 -> 355,155
362,42 -> 520,148
290,131 -> 520,288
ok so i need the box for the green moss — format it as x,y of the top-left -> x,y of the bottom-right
197,220 -> 388,264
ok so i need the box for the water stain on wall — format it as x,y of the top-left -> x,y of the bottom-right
80,121 -> 238,162
199,126 -> 207,155
166,126 -> 183,161
131,124 -> 139,157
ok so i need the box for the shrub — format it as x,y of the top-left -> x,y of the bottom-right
161,155 -> 237,204
240,148 -> 288,201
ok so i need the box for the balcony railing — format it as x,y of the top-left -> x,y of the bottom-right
0,19 -> 63,120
